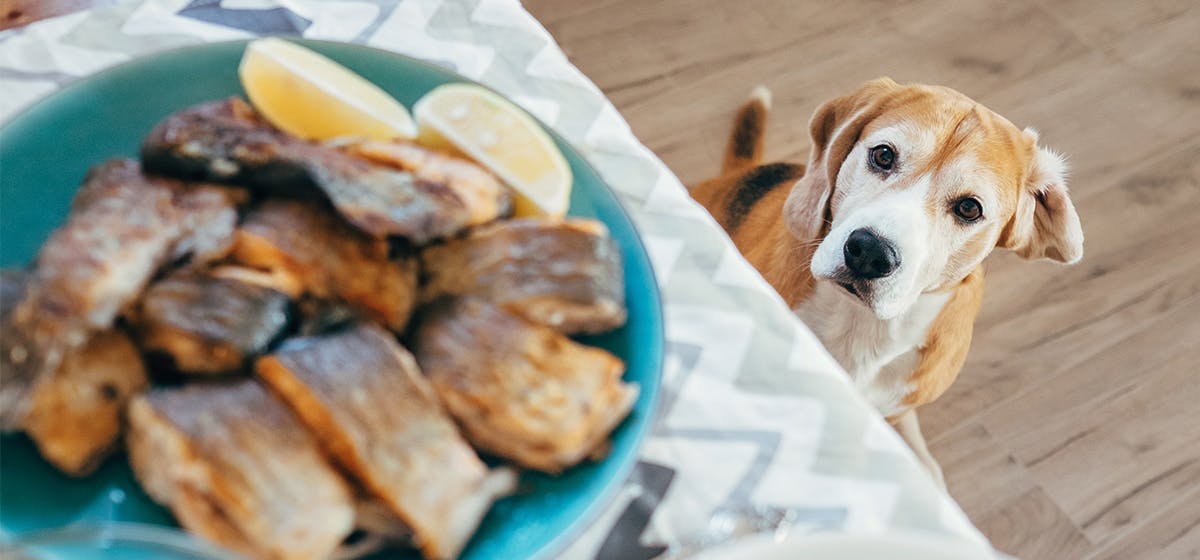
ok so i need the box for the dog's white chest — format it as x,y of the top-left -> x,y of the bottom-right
795,283 -> 950,416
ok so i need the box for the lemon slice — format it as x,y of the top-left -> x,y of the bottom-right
414,83 -> 572,218
238,38 -> 417,141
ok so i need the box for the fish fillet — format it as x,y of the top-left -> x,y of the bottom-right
134,270 -> 292,375
127,381 -> 354,560
412,298 -> 638,473
141,98 -> 472,243
256,324 -> 515,560
420,218 -> 626,334
230,200 -> 417,331
22,330 -> 148,476
0,160 -> 242,428
350,140 -> 511,227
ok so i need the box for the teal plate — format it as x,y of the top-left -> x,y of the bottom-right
0,40 -> 663,560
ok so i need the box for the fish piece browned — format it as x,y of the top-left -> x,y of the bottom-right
0,160 -> 243,428
1,269 -> 32,432
22,330 -> 148,476
127,381 -> 354,560
134,270 -> 292,375
230,200 -> 418,331
256,324 -> 515,560
5,270 -> 148,471
141,98 -> 471,243
420,218 -> 626,334
350,140 -> 511,226
412,299 -> 638,473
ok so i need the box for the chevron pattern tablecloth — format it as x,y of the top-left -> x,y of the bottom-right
0,1 -> 991,558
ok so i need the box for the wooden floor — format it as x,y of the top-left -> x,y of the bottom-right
525,1 -> 1200,558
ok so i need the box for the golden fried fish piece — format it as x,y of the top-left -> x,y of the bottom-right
127,381 -> 354,560
141,98 -> 472,244
412,299 -> 637,473
1,160 -> 242,429
22,330 -> 148,476
230,200 -> 418,332
256,324 -> 515,560
350,140 -> 511,227
134,269 -> 292,376
420,218 -> 626,334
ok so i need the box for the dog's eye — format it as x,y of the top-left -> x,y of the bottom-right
953,197 -> 984,222
868,145 -> 896,172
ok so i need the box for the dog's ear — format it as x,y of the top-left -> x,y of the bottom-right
1001,129 -> 1084,264
809,78 -> 899,186
786,78 -> 899,239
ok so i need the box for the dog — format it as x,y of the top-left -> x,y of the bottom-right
690,78 -> 1084,487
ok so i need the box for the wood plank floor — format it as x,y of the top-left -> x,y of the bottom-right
525,0 -> 1200,558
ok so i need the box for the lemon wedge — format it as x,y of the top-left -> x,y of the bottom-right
238,38 -> 417,141
414,83 -> 572,218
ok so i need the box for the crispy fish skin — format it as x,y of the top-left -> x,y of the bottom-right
141,98 -> 472,243
350,141 -> 512,227
230,200 -> 418,332
256,324 -> 515,560
420,218 -> 627,334
22,330 -> 148,476
0,160 -> 242,428
135,270 -> 292,375
127,381 -> 354,560
413,299 -> 638,473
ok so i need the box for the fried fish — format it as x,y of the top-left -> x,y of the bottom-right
127,381 -> 354,560
22,330 -> 148,476
419,218 -> 626,334
350,140 -> 511,227
412,299 -> 638,473
141,98 -> 473,243
256,324 -> 515,560
134,269 -> 292,375
230,200 -> 418,331
4,270 -> 149,475
1,160 -> 242,428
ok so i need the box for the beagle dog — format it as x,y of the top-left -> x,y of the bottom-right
690,78 -> 1084,487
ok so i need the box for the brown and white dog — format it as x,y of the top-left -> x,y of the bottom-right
690,78 -> 1084,487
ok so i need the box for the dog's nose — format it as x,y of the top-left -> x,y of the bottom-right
843,229 -> 900,279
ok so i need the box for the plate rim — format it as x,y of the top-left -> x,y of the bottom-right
4,522 -> 243,559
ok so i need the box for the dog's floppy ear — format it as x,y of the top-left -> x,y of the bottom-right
785,77 -> 899,239
1001,129 -> 1084,264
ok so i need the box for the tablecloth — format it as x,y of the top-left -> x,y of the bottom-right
0,1 -> 992,558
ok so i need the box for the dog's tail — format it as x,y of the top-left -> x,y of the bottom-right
722,86 -> 771,173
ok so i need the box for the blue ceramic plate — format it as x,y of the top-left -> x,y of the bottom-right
0,40 -> 663,560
